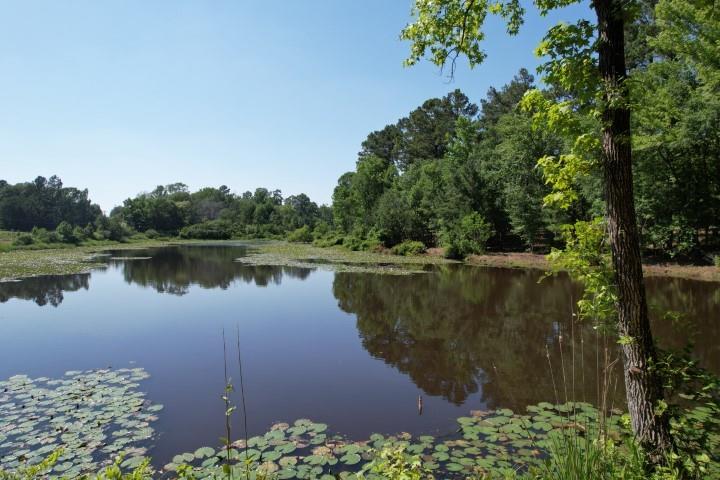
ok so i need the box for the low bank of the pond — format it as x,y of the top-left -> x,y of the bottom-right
465,251 -> 720,282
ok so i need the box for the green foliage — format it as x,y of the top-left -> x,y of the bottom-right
30,227 -> 59,244
179,220 -> 233,240
0,179 -> 329,244
715,256 -> 720,268
144,228 -> 160,239
342,229 -> 383,252
391,240 -> 426,256
547,218 -> 616,325
287,225 -> 313,243
0,176 -> 101,231
528,431 -> 646,480
374,188 -> 415,246
55,221 -> 76,244
72,225 -> 88,242
442,212 -> 493,259
11,234 -> 33,247
654,348 -> 720,476
312,233 -> 344,248
631,52 -> 720,256
358,446 -> 429,480
94,216 -> 131,242
401,0 -> 524,71
0,451 -> 62,480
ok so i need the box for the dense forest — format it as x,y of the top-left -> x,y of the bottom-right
331,7 -> 720,259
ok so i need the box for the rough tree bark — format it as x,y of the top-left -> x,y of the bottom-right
593,0 -> 673,460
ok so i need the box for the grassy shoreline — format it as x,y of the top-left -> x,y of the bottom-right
1,239 -> 718,282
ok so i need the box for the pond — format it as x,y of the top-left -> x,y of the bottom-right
1,243 -> 718,468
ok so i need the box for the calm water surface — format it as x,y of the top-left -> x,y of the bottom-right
1,244 -> 718,464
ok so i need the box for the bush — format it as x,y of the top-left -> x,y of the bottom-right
312,221 -> 331,239
442,212 -> 494,259
287,225 -> 313,243
343,235 -> 364,251
391,240 -> 426,256
83,224 -> 95,239
31,227 -> 60,244
55,221 -> 76,243
179,220 -> 232,240
358,446 -> 428,480
342,230 -> 383,252
72,226 -> 87,242
93,216 -> 131,242
313,234 -> 344,248
361,229 -> 383,251
715,255 -> 720,268
12,234 -> 34,246
144,228 -> 160,239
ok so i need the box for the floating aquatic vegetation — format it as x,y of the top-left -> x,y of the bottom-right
0,368 -> 160,477
164,403 -> 626,479
234,254 -> 431,275
108,257 -> 153,261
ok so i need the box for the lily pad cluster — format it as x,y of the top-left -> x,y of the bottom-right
0,368 -> 161,477
234,254 -> 431,275
164,403 -> 624,479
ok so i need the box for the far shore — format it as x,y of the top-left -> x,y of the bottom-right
1,240 -> 718,283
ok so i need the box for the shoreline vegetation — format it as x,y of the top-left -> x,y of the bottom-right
2,237 -> 718,283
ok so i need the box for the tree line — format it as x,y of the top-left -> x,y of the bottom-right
115,183 -> 331,240
330,51 -> 719,260
0,176 -> 332,245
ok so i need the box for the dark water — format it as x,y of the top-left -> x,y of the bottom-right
1,244 -> 718,464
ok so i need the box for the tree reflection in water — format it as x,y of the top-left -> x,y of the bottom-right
0,273 -> 90,307
333,265 -> 720,411
111,245 -> 314,295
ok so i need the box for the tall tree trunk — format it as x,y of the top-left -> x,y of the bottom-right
593,0 -> 673,460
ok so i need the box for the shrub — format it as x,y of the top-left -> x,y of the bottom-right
715,255 -> 720,268
83,224 -> 95,239
343,235 -> 364,251
12,234 -> 34,246
31,227 -> 59,244
94,217 -> 131,242
287,225 -> 313,243
55,221 -> 76,243
360,229 -> 383,251
358,446 -> 428,480
313,234 -> 344,248
312,221 -> 331,239
391,240 -> 426,256
144,228 -> 160,239
72,226 -> 87,242
442,212 -> 493,259
342,230 -> 383,252
179,220 -> 232,240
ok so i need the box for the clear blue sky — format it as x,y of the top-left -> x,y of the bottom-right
0,1 -> 589,212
